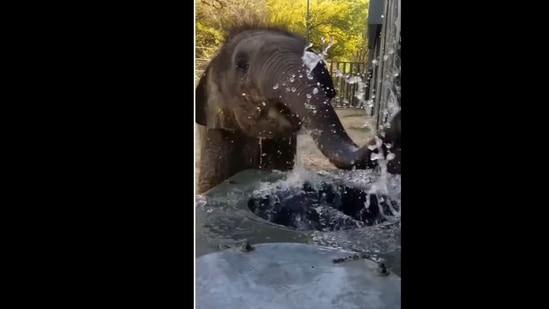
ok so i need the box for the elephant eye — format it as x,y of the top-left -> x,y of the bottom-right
236,59 -> 249,73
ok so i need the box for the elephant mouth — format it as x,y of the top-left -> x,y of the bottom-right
247,181 -> 400,232
258,102 -> 302,137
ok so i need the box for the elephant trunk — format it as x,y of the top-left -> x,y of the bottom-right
261,54 -> 374,169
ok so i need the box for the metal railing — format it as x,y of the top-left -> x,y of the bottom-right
327,61 -> 370,109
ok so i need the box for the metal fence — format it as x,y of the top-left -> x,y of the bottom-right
327,61 -> 370,109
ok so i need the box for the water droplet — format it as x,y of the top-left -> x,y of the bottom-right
388,48 -> 395,55
306,93 -> 312,99
371,153 -> 383,160
372,59 -> 378,65
298,74 -> 303,78
313,88 -> 319,95
383,55 -> 389,61
387,153 -> 396,160
242,93 -> 246,96
261,102 -> 266,106
273,84 -> 279,89
286,87 -> 291,92
290,77 -> 295,82
291,87 -> 296,92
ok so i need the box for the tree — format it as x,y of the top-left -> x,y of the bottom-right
195,0 -> 370,70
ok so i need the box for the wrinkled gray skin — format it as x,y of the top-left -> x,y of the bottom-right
196,26 -> 400,193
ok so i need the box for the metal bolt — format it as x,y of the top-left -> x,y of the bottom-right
377,262 -> 390,276
240,240 -> 254,252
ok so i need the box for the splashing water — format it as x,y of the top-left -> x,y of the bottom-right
301,51 -> 323,72
365,137 -> 401,219
301,37 -> 334,73
319,36 -> 334,60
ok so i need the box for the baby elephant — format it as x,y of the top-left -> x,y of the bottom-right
196,24 -> 400,193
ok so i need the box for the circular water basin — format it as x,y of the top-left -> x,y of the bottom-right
196,169 -> 401,275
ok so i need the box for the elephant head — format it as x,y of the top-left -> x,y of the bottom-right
196,25 -> 388,170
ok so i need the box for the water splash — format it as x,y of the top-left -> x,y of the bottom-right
302,51 -> 323,72
366,137 -> 401,219
301,37 -> 333,74
320,36 -> 334,58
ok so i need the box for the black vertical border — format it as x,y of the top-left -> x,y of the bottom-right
403,0 -> 543,307
46,2 -> 196,307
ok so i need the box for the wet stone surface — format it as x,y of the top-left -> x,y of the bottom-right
196,243 -> 401,309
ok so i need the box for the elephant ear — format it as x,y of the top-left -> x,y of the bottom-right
195,67 -> 238,130
196,71 -> 208,126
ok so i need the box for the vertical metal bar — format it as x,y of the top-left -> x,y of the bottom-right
341,62 -> 349,105
352,62 -> 356,107
374,0 -> 390,131
335,62 -> 340,107
356,62 -> 360,108
306,0 -> 310,43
